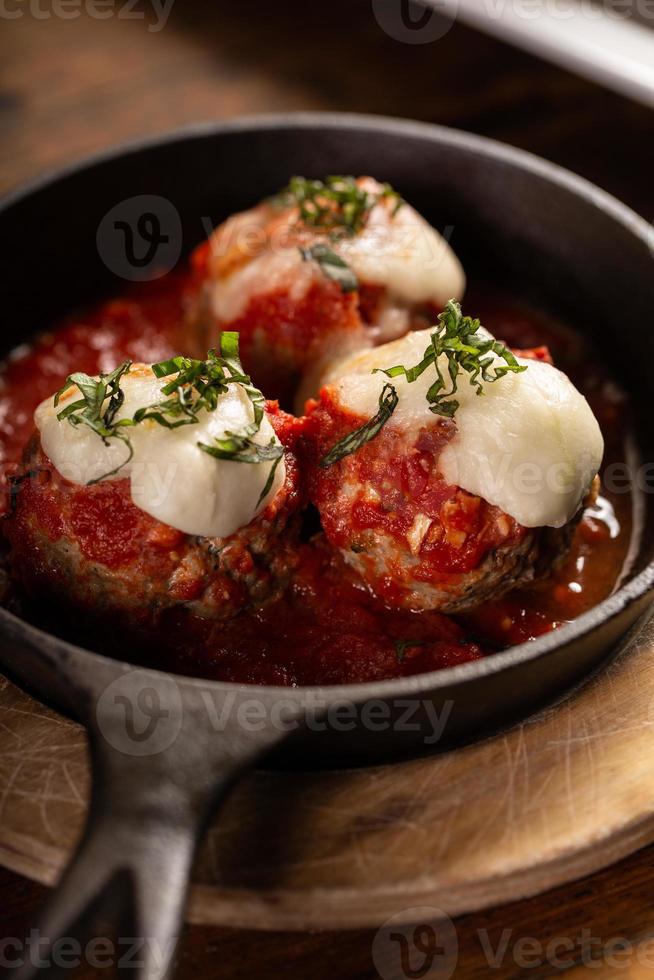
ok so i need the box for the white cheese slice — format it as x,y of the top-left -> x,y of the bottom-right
34,364 -> 286,539
326,329 -> 604,529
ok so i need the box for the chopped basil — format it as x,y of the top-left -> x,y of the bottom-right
320,382 -> 398,468
300,243 -> 358,293
53,333 -> 283,497
374,299 -> 527,418
319,300 -> 527,469
55,361 -> 134,482
395,640 -> 427,663
272,175 -> 403,237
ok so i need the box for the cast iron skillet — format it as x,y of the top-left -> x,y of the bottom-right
1,113 -> 654,980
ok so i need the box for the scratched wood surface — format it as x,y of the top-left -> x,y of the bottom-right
4,620 -> 654,976
3,1 -> 654,977
0,614 -> 652,926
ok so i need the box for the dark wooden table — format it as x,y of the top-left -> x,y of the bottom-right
2,2 -> 654,976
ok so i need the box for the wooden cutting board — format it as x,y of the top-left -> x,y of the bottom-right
2,615 -> 654,931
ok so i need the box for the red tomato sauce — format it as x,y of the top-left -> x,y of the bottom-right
304,392 -> 528,586
205,279 -> 365,404
0,275 -> 635,686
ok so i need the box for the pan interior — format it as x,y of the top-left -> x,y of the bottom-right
0,117 -> 652,697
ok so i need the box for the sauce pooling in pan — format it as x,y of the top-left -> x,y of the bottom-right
0,273 -> 634,686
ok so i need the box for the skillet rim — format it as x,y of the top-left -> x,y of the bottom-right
1,109 -> 652,701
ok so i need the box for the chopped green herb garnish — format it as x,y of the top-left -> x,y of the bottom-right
395,640 -> 427,663
379,181 -> 404,216
55,361 -> 134,482
319,300 -> 527,469
54,333 -> 283,501
272,175 -> 403,237
299,243 -> 358,293
373,299 -> 527,418
145,335 -> 284,507
320,382 -> 398,468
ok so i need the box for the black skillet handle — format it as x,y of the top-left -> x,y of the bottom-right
8,672 -> 295,980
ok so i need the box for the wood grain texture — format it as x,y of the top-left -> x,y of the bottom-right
4,622 -> 654,976
2,1 -> 654,976
1,0 -> 653,214
2,615 -> 654,939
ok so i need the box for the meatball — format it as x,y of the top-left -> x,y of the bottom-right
4,336 -> 306,648
6,402 -> 303,642
189,176 -> 465,402
305,322 -> 603,613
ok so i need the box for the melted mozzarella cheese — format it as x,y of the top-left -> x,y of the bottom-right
337,193 -> 465,309
208,183 -> 465,329
211,244 -> 318,324
35,364 -> 286,539
326,329 -> 604,529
